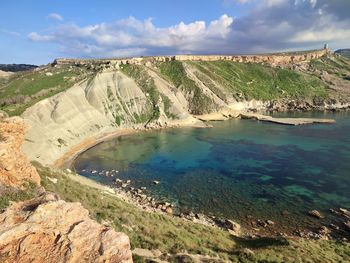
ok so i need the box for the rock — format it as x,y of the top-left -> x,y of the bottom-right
45,72 -> 53,76
47,177 -> 58,184
339,208 -> 350,218
257,219 -> 268,227
0,117 -> 41,188
344,221 -> 350,231
308,210 -> 324,219
133,248 -> 162,259
239,248 -> 255,257
115,178 -> 123,183
91,170 -> 97,174
329,223 -> 340,230
153,180 -> 160,185
66,168 -> 72,173
267,220 -> 275,225
318,226 -> 331,236
225,219 -> 241,236
281,210 -> 289,216
0,193 -> 132,263
165,207 -> 173,215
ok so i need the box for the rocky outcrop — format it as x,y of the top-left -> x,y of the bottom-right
0,193 -> 132,263
0,117 -> 40,187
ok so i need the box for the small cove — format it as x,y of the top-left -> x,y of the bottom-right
74,111 -> 350,232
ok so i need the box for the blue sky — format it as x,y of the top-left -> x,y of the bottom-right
1,0 -> 349,64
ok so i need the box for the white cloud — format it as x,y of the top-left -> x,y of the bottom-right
28,32 -> 53,41
47,13 -> 64,21
0,29 -> 20,37
27,1 -> 350,58
28,15 -> 234,58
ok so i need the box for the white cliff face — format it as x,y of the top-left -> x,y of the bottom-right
22,71 -> 145,165
21,70 -> 202,165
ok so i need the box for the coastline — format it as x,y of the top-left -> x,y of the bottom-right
53,110 -> 339,169
53,118 -> 211,169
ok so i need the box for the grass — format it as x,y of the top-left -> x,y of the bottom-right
120,64 -> 160,122
188,60 -> 329,101
310,56 -> 350,78
0,182 -> 38,210
161,94 -> 177,119
159,61 -> 217,115
0,65 -> 94,116
33,162 -> 350,262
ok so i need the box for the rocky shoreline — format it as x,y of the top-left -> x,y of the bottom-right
68,168 -> 350,242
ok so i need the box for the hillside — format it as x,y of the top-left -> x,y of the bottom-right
335,49 -> 350,58
0,64 -> 38,72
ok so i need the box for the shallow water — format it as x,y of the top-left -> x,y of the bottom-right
74,111 -> 350,231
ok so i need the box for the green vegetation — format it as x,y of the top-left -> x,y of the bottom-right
310,56 -> 350,78
161,94 -> 177,119
120,64 -> 160,122
33,162 -> 350,262
0,182 -> 38,210
0,65 -> 94,116
189,60 -> 328,101
159,61 -> 217,114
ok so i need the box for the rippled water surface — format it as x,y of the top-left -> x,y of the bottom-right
74,111 -> 350,229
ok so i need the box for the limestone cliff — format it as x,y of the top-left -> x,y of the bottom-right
0,117 -> 40,187
0,193 -> 132,263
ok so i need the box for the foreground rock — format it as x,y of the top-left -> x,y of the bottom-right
0,117 -> 40,187
0,193 -> 132,263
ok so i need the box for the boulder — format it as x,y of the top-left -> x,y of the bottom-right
308,210 -> 324,219
225,219 -> 241,236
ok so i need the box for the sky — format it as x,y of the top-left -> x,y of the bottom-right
0,0 -> 349,65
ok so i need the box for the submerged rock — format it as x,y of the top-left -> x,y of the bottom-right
308,210 -> 324,219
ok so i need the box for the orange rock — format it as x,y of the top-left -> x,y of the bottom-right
0,117 -> 41,187
0,193 -> 133,263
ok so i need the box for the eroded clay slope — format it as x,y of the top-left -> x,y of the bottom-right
22,70 -> 202,165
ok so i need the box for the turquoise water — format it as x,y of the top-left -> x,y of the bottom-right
74,111 -> 350,230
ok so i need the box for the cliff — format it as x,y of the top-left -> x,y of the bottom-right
54,48 -> 329,68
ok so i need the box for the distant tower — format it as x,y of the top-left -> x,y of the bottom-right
324,43 -> 329,50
